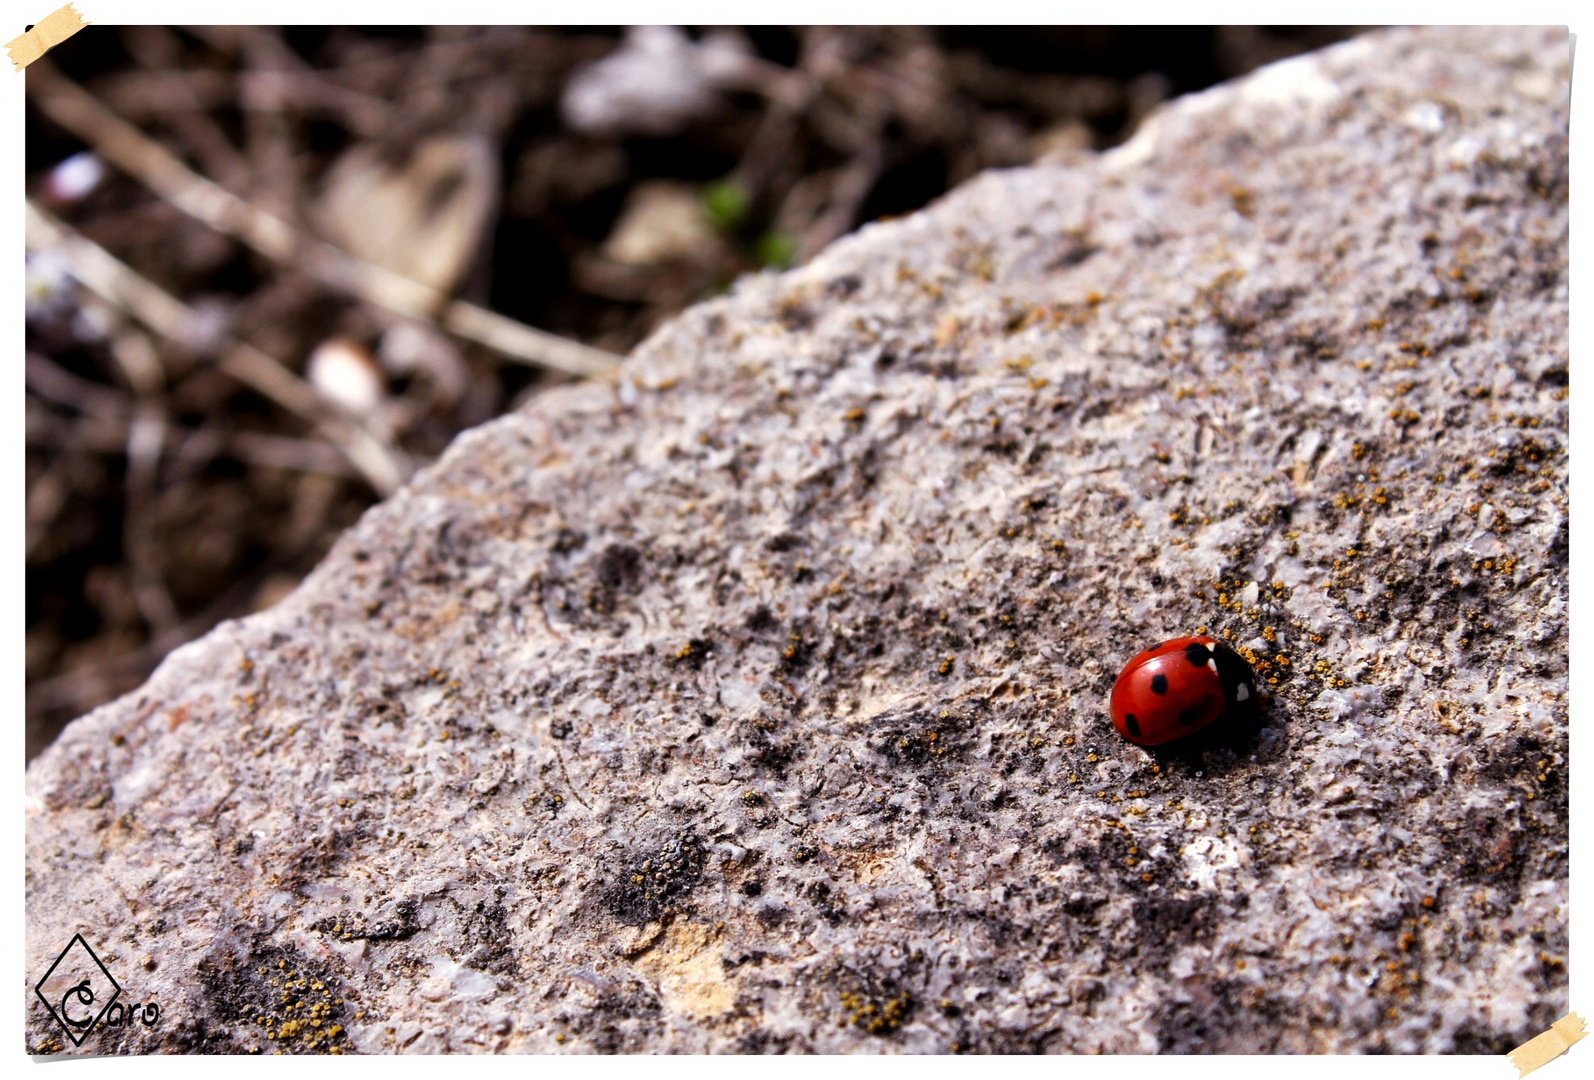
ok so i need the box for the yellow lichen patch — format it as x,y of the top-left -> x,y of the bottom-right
249,959 -> 350,1054
632,921 -> 736,1018
840,988 -> 912,1035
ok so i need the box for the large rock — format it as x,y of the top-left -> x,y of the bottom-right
26,25 -> 1568,1054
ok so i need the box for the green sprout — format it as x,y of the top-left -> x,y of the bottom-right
755,231 -> 796,269
702,180 -> 749,232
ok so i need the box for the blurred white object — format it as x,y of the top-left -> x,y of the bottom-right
694,28 -> 760,83
563,26 -> 754,137
307,338 -> 386,415
71,302 -> 116,344
378,321 -> 469,404
45,151 -> 106,203
172,295 -> 234,357
25,250 -> 73,322
602,181 -> 721,267
316,136 -> 498,298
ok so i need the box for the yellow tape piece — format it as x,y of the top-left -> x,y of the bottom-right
1508,1013 -> 1587,1078
7,4 -> 89,72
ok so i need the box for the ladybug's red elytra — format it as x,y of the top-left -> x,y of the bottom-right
1109,635 -> 1256,746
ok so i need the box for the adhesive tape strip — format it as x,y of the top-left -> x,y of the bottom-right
1508,1013 -> 1586,1078
7,4 -> 89,72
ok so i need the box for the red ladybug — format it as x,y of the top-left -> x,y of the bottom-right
1109,635 -> 1256,746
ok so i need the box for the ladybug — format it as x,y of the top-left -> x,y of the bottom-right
1109,635 -> 1256,746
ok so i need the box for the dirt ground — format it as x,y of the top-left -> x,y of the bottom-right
24,25 -> 1364,761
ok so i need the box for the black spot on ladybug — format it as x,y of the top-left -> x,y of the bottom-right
1183,642 -> 1212,666
1150,674 -> 1168,695
1125,714 -> 1141,737
1177,707 -> 1202,727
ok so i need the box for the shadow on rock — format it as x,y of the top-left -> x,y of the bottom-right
1145,696 -> 1287,777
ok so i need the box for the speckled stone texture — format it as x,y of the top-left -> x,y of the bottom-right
26,25 -> 1568,1055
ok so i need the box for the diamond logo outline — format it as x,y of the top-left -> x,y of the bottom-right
34,933 -> 122,1047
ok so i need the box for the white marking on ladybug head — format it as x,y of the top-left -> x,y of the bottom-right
1235,683 -> 1250,701
1207,658 -> 1218,673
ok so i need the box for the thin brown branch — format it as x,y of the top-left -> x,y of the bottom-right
25,402 -> 363,479
237,28 -> 301,220
94,69 -> 234,117
25,350 -> 128,421
798,144 -> 885,263
94,298 -> 167,395
226,431 -> 364,477
225,26 -> 394,141
24,464 -> 70,560
95,306 -> 183,637
124,397 -> 182,637
238,70 -> 391,139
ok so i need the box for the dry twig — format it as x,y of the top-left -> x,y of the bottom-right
27,200 -> 411,495
25,402 -> 361,479
28,59 -> 622,379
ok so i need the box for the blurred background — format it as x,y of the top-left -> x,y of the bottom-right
24,25 -> 1368,760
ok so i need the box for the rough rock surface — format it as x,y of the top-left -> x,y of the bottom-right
26,26 -> 1569,1055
